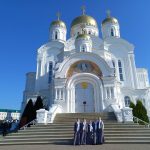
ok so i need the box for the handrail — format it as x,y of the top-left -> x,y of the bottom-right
20,119 -> 37,130
133,116 -> 150,128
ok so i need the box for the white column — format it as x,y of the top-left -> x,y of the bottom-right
72,88 -> 75,113
129,53 -> 138,88
55,88 -> 58,100
59,88 -> 61,100
105,87 -> 107,99
67,88 -> 70,112
111,87 -> 114,98
109,87 -> 111,99
37,60 -> 41,78
63,88 -> 65,100
71,88 -> 73,112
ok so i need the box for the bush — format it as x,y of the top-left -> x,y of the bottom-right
134,100 -> 149,123
129,101 -> 136,116
34,96 -> 43,111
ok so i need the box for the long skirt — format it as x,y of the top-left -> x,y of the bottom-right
73,131 -> 80,145
81,130 -> 87,145
96,129 -> 104,144
87,131 -> 94,145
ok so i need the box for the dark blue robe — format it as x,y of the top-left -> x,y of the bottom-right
96,121 -> 104,144
92,121 -> 97,145
73,122 -> 80,145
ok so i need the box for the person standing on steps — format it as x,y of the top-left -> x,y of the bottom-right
73,118 -> 81,145
96,117 -> 104,144
81,118 -> 88,145
87,120 -> 94,145
92,120 -> 97,145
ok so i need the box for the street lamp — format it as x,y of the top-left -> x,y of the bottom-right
83,101 -> 86,112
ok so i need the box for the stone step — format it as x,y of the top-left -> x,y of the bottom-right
56,115 -> 116,117
29,125 -> 144,129
18,127 -> 150,132
6,133 -> 150,139
9,130 -> 150,136
8,130 -> 150,137
54,116 -> 116,119
53,121 -> 117,123
2,136 -> 150,142
105,140 -> 150,144
1,140 -> 150,145
2,137 -> 150,144
57,112 -> 115,115
35,122 -> 135,126
1,137 -> 72,142
54,118 -> 116,121
0,139 -> 73,146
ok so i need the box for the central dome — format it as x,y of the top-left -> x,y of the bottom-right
71,15 -> 98,28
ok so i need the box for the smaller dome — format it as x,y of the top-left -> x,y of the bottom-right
102,17 -> 118,25
76,34 -> 91,40
50,20 -> 66,28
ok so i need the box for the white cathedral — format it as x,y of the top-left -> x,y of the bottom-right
21,9 -> 150,123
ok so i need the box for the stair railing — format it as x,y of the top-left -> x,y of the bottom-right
133,116 -> 150,128
20,119 -> 37,130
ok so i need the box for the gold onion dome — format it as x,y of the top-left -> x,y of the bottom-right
102,17 -> 118,25
71,15 -> 98,28
50,20 -> 66,28
76,34 -> 91,40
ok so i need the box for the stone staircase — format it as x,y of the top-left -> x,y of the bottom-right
1,112 -> 150,145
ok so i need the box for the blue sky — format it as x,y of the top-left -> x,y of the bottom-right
0,0 -> 150,110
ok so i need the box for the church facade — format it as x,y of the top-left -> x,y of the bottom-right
21,10 -> 150,122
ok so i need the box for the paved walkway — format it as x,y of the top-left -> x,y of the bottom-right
0,144 -> 150,150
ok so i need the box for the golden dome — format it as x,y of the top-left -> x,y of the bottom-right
50,20 -> 66,28
71,15 -> 97,28
102,17 -> 118,25
76,34 -> 91,40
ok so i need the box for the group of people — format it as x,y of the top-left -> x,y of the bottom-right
73,117 -> 104,145
1,120 -> 18,136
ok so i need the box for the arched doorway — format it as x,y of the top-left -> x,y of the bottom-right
75,82 -> 94,112
66,73 -> 104,113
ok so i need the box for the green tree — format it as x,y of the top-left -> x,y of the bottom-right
33,96 -> 44,119
19,99 -> 35,128
34,96 -> 44,111
129,101 -> 136,116
134,100 -> 149,123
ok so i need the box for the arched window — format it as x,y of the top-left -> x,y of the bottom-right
81,46 -> 86,52
48,61 -> 53,84
118,60 -> 124,81
124,96 -> 131,107
55,31 -> 58,40
89,31 -> 91,35
111,28 -> 115,36
112,60 -> 116,76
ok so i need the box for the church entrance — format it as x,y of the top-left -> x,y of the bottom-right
75,82 -> 95,113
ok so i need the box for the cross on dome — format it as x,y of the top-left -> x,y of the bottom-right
106,10 -> 111,18
56,11 -> 61,20
81,5 -> 86,15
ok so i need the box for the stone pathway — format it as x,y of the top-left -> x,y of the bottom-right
0,144 -> 150,150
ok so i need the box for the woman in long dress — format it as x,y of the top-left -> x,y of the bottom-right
73,118 -> 81,145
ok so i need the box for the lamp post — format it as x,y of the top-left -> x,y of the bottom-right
83,101 -> 86,113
